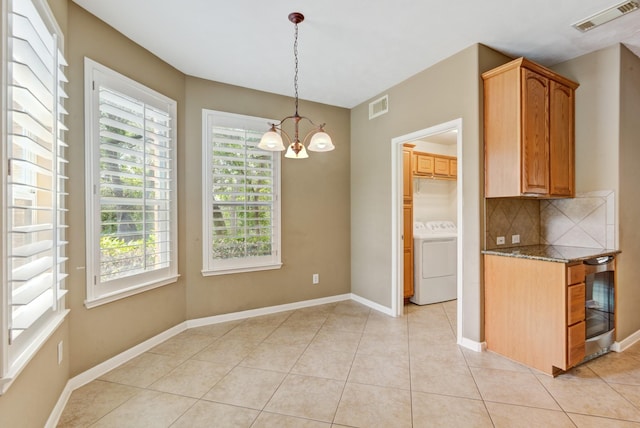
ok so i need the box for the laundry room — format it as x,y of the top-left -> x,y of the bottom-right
404,129 -> 459,306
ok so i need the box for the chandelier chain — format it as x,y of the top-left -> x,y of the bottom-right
293,21 -> 299,115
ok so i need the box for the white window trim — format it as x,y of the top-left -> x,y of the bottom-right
201,110 -> 282,276
1,0 -> 69,393
84,58 -> 178,307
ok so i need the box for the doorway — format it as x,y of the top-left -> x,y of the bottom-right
391,119 -> 463,343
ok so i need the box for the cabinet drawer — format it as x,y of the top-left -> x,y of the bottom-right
567,321 -> 586,367
567,283 -> 585,326
567,263 -> 585,285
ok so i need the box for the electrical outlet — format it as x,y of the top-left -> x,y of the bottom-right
312,273 -> 319,284
57,341 -> 63,365
496,236 -> 505,245
512,234 -> 520,244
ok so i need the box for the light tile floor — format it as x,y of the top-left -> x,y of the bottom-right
58,300 -> 640,427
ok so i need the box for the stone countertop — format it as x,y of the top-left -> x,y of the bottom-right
482,245 -> 621,263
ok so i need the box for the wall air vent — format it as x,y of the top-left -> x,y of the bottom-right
572,0 -> 639,32
369,94 -> 389,120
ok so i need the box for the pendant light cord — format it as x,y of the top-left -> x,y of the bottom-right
293,21 -> 299,116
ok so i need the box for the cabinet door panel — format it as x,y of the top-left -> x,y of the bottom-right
567,321 -> 586,368
416,155 -> 434,175
403,205 -> 412,251
549,81 -> 575,197
403,149 -> 413,202
450,159 -> 457,178
434,157 -> 449,175
521,69 -> 550,195
404,248 -> 413,297
403,205 -> 413,297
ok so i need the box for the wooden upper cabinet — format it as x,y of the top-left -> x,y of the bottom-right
413,151 -> 456,179
521,68 -> 550,195
415,154 -> 434,175
434,157 -> 450,176
402,145 -> 414,202
483,57 -> 578,198
549,81 -> 575,197
449,159 -> 457,178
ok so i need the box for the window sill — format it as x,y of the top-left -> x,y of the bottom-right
84,275 -> 180,309
201,263 -> 282,276
1,309 -> 69,395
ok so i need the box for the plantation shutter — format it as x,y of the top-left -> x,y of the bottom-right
202,110 -> 281,275
211,127 -> 276,259
5,0 -> 68,361
97,86 -> 173,283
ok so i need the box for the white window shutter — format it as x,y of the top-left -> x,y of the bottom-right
2,0 -> 69,387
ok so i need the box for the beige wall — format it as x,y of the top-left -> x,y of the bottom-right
64,3 -> 188,376
350,44 -> 511,343
553,45 -> 640,342
183,78 -> 351,319
552,46 -> 621,195
617,46 -> 640,340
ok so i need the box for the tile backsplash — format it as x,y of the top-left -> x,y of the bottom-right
540,191 -> 615,249
485,191 -> 615,250
485,198 -> 540,249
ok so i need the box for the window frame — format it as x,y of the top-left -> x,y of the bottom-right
84,58 -> 178,308
202,109 -> 282,276
1,0 -> 69,392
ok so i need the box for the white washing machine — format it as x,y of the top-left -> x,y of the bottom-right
411,221 -> 457,305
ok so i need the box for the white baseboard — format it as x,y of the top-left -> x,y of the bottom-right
611,329 -> 640,352
45,381 -> 74,428
46,322 -> 186,427
459,337 -> 486,352
350,293 -> 394,316
186,294 -> 351,328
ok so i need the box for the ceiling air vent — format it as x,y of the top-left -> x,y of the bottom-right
369,95 -> 389,120
572,0 -> 639,32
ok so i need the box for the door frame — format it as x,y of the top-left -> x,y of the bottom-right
390,118 -> 463,340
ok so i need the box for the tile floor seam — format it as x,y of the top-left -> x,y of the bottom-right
600,377 -> 640,417
403,305 -> 415,428
531,366 -> 568,417
462,346 -> 496,427
329,310 -> 368,426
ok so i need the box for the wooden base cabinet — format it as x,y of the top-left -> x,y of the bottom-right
484,255 -> 585,376
483,57 -> 578,198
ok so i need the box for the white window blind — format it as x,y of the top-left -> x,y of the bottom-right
202,110 -> 281,275
2,0 -> 69,388
84,59 -> 178,307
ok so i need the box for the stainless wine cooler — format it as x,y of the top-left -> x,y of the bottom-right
583,255 -> 615,362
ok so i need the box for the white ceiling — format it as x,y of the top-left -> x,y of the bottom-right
72,0 -> 640,108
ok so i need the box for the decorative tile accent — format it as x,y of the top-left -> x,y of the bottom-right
542,191 -> 615,249
485,198 -> 540,249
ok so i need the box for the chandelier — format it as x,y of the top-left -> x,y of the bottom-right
258,12 -> 334,159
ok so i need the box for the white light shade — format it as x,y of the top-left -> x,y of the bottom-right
307,131 -> 334,152
258,130 -> 285,151
285,143 -> 309,159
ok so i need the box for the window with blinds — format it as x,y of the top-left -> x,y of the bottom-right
202,110 -> 281,275
84,59 -> 178,307
2,0 -> 69,386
